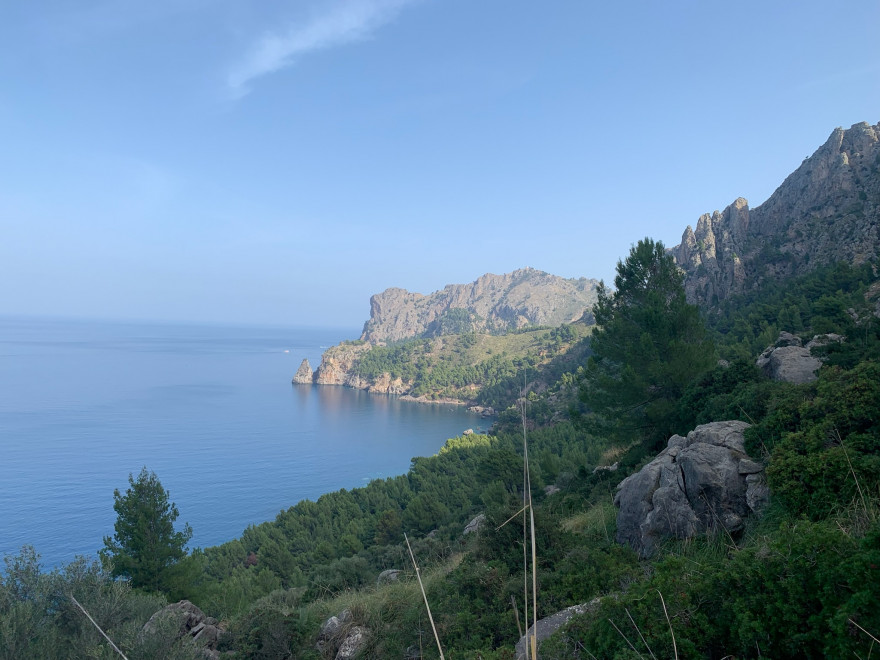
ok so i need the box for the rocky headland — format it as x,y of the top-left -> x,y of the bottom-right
295,268 -> 598,402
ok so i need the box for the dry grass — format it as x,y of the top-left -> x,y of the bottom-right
561,500 -> 617,541
599,443 -> 635,464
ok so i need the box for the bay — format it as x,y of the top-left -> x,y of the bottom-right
0,316 -> 487,567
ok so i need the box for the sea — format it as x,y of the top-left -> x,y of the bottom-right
0,316 -> 488,568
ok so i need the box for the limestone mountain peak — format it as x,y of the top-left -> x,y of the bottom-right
672,121 -> 880,306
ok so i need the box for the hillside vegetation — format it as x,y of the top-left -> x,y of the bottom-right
318,321 -> 592,410
5,246 -> 879,659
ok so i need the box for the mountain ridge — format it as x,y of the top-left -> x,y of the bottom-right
360,267 -> 599,343
673,121 -> 880,306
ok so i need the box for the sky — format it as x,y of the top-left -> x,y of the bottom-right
1,1 -> 878,329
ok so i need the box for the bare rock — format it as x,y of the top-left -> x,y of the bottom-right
614,421 -> 767,558
759,344 -> 821,383
336,626 -> 367,660
593,461 -> 619,474
360,268 -> 600,343
463,513 -> 486,535
514,599 -> 601,659
468,405 -> 496,417
316,609 -> 368,660
315,342 -> 372,386
377,569 -> 402,585
671,122 -> 880,307
292,358 -> 314,384
756,332 -> 845,384
139,600 -> 223,658
805,333 -> 845,350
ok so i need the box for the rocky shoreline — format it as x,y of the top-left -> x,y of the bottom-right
292,357 -> 496,416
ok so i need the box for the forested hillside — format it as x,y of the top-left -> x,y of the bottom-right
5,245 -> 878,659
312,321 -> 592,411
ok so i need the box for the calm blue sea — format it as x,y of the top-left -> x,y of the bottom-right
0,316 -> 487,568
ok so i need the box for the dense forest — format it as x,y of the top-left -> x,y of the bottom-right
3,247 -> 879,659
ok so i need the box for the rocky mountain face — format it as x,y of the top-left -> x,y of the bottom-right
672,121 -> 880,306
360,267 -> 599,343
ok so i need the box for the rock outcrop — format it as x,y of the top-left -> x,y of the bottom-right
377,569 -> 402,585
360,268 -> 599,343
614,421 -> 768,558
316,609 -> 368,660
514,599 -> 600,660
672,121 -> 880,306
755,332 -> 844,384
139,600 -> 223,659
314,342 -> 372,387
463,513 -> 486,535
292,358 -> 314,384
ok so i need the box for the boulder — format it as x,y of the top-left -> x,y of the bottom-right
463,513 -> 486,535
316,609 -> 368,660
514,599 -> 600,659
292,358 -> 314,384
139,600 -> 223,659
755,333 -> 845,384
377,569 -> 402,585
614,421 -> 768,558
336,626 -> 367,660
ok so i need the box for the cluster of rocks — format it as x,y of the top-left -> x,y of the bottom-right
614,421 -> 768,558
139,600 -> 224,659
467,405 -> 496,417
317,609 -> 368,660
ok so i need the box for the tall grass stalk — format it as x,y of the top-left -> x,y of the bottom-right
626,607 -> 657,660
657,589 -> 678,660
404,533 -> 445,660
608,618 -> 645,659
520,393 -> 538,659
837,429 -> 874,521
849,619 -> 880,646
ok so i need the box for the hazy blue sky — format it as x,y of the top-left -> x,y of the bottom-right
1,1 -> 878,328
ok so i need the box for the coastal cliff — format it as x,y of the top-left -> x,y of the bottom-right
303,268 -> 599,403
360,267 -> 599,343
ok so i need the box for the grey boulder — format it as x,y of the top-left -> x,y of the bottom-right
614,421 -> 768,557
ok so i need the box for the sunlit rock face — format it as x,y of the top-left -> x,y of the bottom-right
360,268 -> 600,343
671,122 -> 880,307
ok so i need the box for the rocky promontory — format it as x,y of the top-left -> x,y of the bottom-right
295,268 -> 599,402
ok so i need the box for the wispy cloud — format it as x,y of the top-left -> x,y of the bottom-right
227,0 -> 417,98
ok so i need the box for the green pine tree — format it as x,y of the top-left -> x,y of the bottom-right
581,237 -> 715,447
101,467 -> 192,593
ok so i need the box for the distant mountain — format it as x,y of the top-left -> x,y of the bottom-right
360,267 -> 600,344
672,121 -> 880,306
